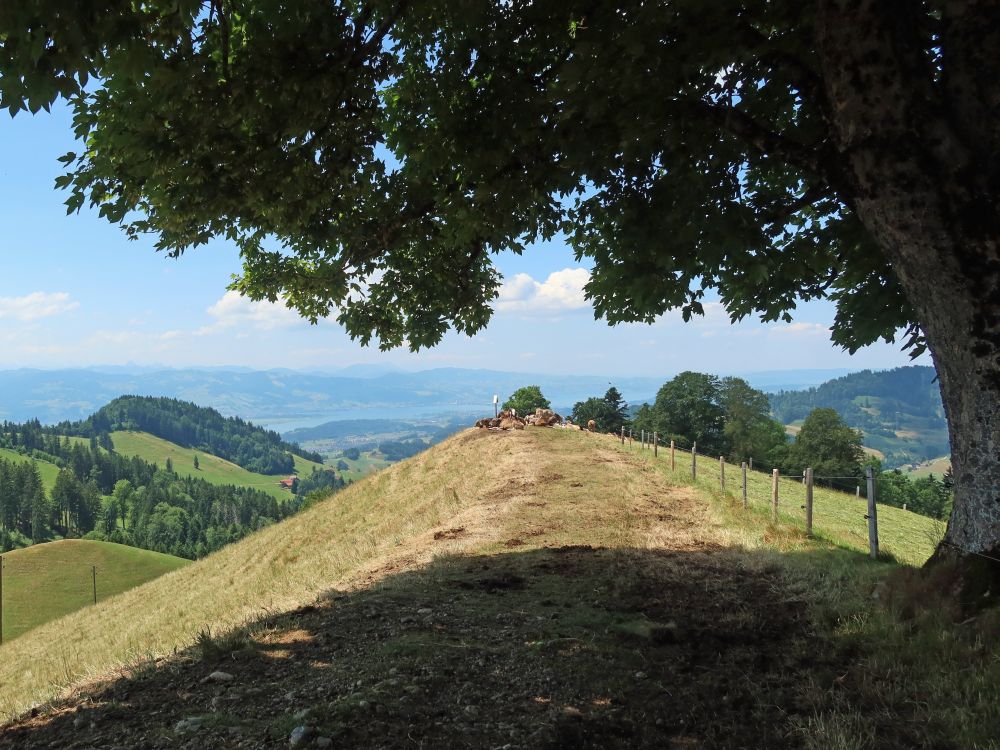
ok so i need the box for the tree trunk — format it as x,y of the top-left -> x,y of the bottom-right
816,0 -> 1000,589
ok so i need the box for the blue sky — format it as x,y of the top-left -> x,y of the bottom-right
0,102 -> 926,377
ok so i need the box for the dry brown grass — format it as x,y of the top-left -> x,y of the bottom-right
0,428 -> 739,720
0,429 -> 525,718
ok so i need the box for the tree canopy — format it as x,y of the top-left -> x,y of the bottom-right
653,372 -> 728,455
502,386 -> 550,416
3,1 -> 1000,565
571,387 -> 629,433
782,407 -> 865,481
632,372 -> 786,464
0,0 -> 916,350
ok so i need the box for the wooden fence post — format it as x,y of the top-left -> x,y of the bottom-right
92,566 -> 97,605
749,457 -> 753,471
741,462 -> 748,509
621,426 -> 625,445
771,469 -> 779,522
719,456 -> 725,491
653,432 -> 658,457
691,442 -> 697,480
670,440 -> 675,471
0,554 -> 4,646
641,429 -> 645,449
804,467 -> 814,537
865,466 -> 879,559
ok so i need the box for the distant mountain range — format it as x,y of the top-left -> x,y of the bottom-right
0,366 -> 852,425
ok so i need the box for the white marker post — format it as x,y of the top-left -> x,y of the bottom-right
493,394 -> 499,418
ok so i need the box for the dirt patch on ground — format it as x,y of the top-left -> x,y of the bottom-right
0,545 -> 827,749
433,527 -> 466,541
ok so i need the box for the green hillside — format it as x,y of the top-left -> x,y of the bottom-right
0,447 -> 61,492
79,396 -> 324,474
769,366 -> 949,468
644,443 -> 942,567
905,455 -> 952,478
0,540 -> 188,642
110,431 -> 327,500
333,449 -> 393,482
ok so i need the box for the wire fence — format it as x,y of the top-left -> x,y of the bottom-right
0,555 -> 99,645
618,428 -> 945,567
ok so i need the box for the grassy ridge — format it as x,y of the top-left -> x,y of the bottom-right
623,441 -> 942,566
0,429 -> 488,717
109,431 -> 326,500
0,429 -> 990,746
0,540 -> 188,642
0,448 -> 61,493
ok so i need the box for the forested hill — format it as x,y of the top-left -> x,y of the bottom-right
65,396 -> 322,475
769,366 -> 948,467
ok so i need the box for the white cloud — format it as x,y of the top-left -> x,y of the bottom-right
0,292 -> 78,321
768,322 -> 828,337
202,291 -> 301,333
496,268 -> 591,313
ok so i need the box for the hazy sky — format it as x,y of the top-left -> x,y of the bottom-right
0,103 -> 927,377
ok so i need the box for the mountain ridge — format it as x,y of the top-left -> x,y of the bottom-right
0,366 -> 856,424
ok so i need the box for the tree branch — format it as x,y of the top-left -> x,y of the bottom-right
759,184 -> 835,225
451,239 -> 488,317
733,22 -> 827,109
363,0 -> 409,53
688,100 -> 819,171
675,99 -> 852,200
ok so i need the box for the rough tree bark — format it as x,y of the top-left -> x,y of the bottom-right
815,0 -> 1000,586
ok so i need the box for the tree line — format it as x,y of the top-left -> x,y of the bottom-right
0,432 -> 308,558
57,396 -> 323,474
0,457 -> 46,550
67,470 -> 298,559
0,402 -> 353,557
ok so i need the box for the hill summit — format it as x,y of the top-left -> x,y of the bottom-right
70,395 -> 322,474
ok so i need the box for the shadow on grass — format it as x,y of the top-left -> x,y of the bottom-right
0,543 -> 979,749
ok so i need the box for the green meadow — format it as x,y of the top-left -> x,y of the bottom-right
0,539 -> 188,642
109,431 -> 327,500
